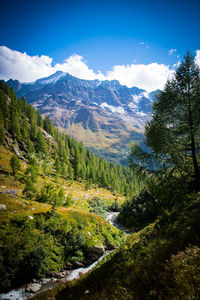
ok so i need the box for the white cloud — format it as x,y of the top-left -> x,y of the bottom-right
168,49 -> 177,55
195,50 -> 200,67
2,46 -> 199,92
0,46 -> 55,82
0,46 -> 104,82
54,54 -> 105,81
106,63 -> 174,92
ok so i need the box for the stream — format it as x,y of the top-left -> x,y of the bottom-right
0,211 -> 124,300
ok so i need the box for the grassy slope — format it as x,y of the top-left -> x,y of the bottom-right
0,144 -> 123,237
33,194 -> 200,300
65,123 -> 143,165
0,144 -> 124,210
0,145 -> 125,290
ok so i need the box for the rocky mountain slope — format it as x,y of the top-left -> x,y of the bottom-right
7,72 -> 158,164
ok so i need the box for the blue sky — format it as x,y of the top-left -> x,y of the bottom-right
0,0 -> 200,91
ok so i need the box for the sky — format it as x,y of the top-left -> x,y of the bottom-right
0,0 -> 200,92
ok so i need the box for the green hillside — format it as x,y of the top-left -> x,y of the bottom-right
31,53 -> 200,300
0,82 -> 137,292
34,193 -> 200,299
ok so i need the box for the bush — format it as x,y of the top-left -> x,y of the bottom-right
88,197 -> 107,219
109,197 -> 122,212
118,188 -> 159,230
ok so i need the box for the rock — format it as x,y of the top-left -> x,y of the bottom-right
48,271 -> 67,279
0,204 -> 7,210
40,278 -> 51,284
48,271 -> 58,278
13,143 -> 24,160
86,246 -> 104,257
72,261 -> 85,268
39,127 -> 56,144
63,262 -> 73,270
26,283 -> 41,293
56,272 -> 67,279
56,278 -> 67,284
85,246 -> 105,263
2,189 -> 18,197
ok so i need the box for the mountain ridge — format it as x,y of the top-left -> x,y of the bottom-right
6,72 -> 158,164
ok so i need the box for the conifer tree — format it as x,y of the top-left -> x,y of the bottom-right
23,178 -> 37,199
36,131 -> 48,155
130,52 -> 200,190
0,89 -> 10,130
10,154 -> 21,176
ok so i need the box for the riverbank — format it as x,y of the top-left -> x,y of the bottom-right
0,211 -> 124,300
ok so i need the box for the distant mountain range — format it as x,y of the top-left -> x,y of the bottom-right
6,71 -> 159,164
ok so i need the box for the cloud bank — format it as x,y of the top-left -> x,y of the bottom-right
1,46 -> 199,92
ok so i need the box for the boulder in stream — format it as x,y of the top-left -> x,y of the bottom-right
26,282 -> 41,293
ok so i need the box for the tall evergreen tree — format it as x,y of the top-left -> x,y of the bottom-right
130,52 -> 200,189
36,131 -> 48,155
10,154 -> 21,176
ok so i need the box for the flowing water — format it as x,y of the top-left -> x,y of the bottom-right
0,211 -> 122,300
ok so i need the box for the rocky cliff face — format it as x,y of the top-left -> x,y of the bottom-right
7,72 -> 158,164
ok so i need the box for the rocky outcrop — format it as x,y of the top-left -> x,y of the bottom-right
0,204 -> 7,210
85,246 -> 105,262
39,127 -> 56,144
2,189 -> 18,197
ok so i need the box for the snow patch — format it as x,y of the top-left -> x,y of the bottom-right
136,111 -> 146,117
132,91 -> 149,103
40,72 -> 67,85
128,102 -> 137,110
100,103 -> 125,115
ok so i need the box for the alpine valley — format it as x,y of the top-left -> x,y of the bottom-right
7,71 -> 158,164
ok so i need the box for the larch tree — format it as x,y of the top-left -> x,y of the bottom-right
130,52 -> 200,190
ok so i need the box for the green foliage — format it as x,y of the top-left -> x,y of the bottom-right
0,81 -> 140,196
109,197 -> 122,212
0,207 -> 122,292
10,154 -> 21,176
130,53 -> 200,190
45,194 -> 200,300
118,188 -> 159,230
25,161 -> 39,182
118,173 -> 193,230
23,178 -> 37,199
0,124 -> 5,144
88,197 -> 107,219
64,193 -> 73,207
36,130 -> 48,156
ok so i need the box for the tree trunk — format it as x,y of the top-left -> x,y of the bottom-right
191,134 -> 200,190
